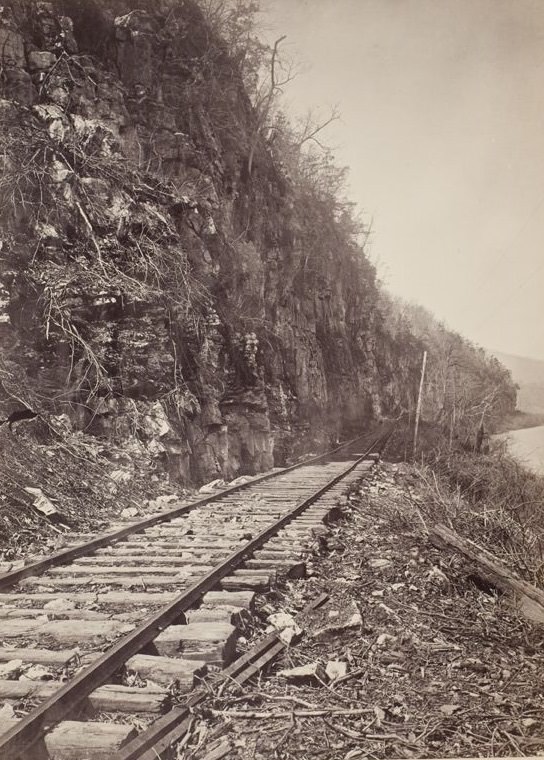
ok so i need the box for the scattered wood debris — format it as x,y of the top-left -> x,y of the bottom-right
185,461 -> 544,760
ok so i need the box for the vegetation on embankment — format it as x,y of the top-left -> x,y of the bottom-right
387,419 -> 544,588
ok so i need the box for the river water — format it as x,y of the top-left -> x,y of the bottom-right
496,424 -> 544,475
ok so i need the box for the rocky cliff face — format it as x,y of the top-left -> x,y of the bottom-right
0,0 -> 424,484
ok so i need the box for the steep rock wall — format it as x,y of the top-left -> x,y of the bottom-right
0,0 -> 423,484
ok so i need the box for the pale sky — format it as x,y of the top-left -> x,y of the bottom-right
262,0 -> 544,360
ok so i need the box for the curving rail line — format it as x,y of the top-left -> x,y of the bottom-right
0,427 -> 392,759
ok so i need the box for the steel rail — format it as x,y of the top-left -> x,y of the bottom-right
0,428 -> 391,759
119,593 -> 331,760
119,433 -> 392,759
0,433 -> 367,591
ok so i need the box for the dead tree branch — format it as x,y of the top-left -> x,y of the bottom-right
247,35 -> 292,176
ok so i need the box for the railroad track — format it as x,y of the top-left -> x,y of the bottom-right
0,428 -> 391,759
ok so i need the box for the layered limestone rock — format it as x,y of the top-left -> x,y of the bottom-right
0,0 -> 423,484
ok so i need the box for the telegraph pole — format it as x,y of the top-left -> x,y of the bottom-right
413,350 -> 428,457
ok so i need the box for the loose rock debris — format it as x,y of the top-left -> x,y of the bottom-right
185,462 -> 544,759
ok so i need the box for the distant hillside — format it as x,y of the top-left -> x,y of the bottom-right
493,351 -> 544,413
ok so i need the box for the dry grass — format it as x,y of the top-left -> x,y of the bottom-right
384,420 -> 544,587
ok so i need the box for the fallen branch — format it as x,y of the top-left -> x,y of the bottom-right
430,523 -> 544,623
322,717 -> 364,740
219,693 -> 319,709
210,707 -> 373,720
74,200 -> 107,274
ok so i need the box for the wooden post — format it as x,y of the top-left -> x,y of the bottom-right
413,350 -> 427,457
449,370 -> 456,452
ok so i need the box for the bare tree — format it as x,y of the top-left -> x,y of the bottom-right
293,106 -> 340,150
246,35 -> 293,176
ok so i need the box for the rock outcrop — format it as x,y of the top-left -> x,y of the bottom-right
0,1 -> 441,483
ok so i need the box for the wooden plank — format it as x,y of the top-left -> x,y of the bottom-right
0,606 -> 54,619
47,565 -> 188,576
201,591 -> 255,610
153,622 -> 238,664
0,719 -> 19,734
220,575 -> 270,592
0,619 -> 47,637
0,648 -> 77,666
0,618 -> 133,645
72,555 -> 214,567
125,654 -> 206,689
44,721 -> 137,759
18,574 -> 202,588
3,618 -> 130,640
0,607 -> 111,621
86,684 -> 168,714
140,529 -> 246,538
430,523 -> 544,623
0,680 -> 166,714
93,546 -> 227,557
0,591 -> 178,606
109,541 -> 234,551
186,607 -> 250,627
253,549 -> 302,560
0,680 -> 59,700
245,559 -> 306,578
0,563 -> 24,573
